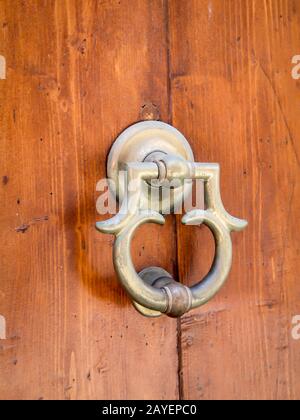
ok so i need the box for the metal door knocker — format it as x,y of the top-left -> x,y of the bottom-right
96,121 -> 247,317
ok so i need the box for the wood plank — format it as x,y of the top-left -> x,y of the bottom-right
169,0 -> 300,399
0,0 -> 179,400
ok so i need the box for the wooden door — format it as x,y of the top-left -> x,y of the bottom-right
0,0 -> 299,400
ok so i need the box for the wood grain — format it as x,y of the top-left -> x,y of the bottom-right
0,0 -> 179,400
1,0 -> 300,401
169,0 -> 300,400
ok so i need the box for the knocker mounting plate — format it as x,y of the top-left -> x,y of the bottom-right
107,121 -> 194,213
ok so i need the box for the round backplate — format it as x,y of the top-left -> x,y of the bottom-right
107,121 -> 194,213
133,267 -> 173,318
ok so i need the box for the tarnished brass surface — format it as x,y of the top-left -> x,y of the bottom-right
96,121 -> 247,317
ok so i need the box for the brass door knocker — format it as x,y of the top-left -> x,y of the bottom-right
96,121 -> 247,317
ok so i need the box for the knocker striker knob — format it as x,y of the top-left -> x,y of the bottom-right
96,121 -> 247,318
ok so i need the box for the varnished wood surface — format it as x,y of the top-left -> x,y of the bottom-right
1,0 -> 299,400
169,0 -> 300,400
0,0 -> 179,400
